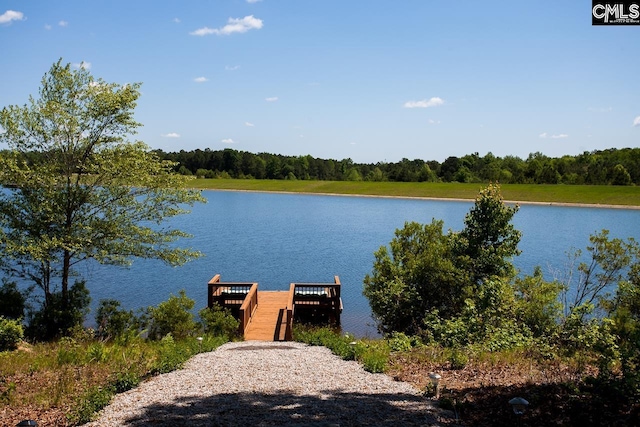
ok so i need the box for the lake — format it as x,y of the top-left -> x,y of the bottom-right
79,190 -> 640,337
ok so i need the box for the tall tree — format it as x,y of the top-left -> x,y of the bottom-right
453,184 -> 521,284
0,60 -> 204,334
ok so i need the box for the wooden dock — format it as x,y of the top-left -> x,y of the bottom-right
207,274 -> 342,341
243,291 -> 290,341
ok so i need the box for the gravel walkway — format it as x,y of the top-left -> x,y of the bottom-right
84,341 -> 446,426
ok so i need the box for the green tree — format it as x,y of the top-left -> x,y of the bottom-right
610,163 -> 632,186
0,60 -> 204,336
608,262 -> 640,388
364,184 -> 520,336
363,220 -> 469,335
513,266 -> 563,337
453,183 -> 521,284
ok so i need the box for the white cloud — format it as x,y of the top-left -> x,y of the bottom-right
403,97 -> 444,108
634,116 -> 640,127
225,65 -> 240,71
428,119 -> 441,124
245,122 -> 255,127
173,18 -> 181,24
193,76 -> 208,83
0,10 -> 24,24
59,20 -> 68,27
44,24 -> 52,30
221,138 -> 236,144
247,0 -> 263,3
73,61 -> 91,70
162,133 -> 181,138
190,15 -> 263,36
265,96 -> 278,102
540,132 -> 568,139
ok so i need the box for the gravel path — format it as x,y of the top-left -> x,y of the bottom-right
84,341 -> 445,426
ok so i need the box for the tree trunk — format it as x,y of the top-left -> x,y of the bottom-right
61,249 -> 70,308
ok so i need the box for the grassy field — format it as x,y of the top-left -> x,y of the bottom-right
189,179 -> 640,207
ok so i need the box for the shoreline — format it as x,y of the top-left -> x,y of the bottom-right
202,188 -> 640,210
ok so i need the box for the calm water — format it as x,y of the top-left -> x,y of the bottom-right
79,191 -> 640,337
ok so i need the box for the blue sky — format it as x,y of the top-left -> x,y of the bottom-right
1,1 -> 638,163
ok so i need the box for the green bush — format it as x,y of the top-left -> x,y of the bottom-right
150,334 -> 193,374
95,299 -> 138,341
56,337 -> 82,365
86,342 -> 108,363
387,332 -> 414,352
448,348 -> 469,370
0,316 -> 24,351
361,346 -> 389,373
111,371 -> 140,393
146,290 -> 197,340
26,280 -> 91,341
199,304 -> 240,338
294,326 -> 389,372
0,280 -> 27,320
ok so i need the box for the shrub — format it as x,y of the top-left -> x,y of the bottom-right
56,336 -> 82,365
0,316 -> 24,351
25,280 -> 91,341
387,332 -> 414,352
95,299 -> 138,341
294,326 -> 389,372
361,345 -> 389,373
151,334 -> 191,374
448,348 -> 469,370
112,371 -> 140,393
71,385 -> 115,424
0,280 -> 27,320
199,304 -> 240,338
86,342 -> 108,363
146,290 -> 197,340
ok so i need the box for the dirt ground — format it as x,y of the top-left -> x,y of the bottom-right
387,352 -> 640,426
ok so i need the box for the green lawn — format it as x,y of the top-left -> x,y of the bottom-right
188,179 -> 640,207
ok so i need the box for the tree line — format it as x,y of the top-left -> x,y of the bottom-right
156,147 -> 640,185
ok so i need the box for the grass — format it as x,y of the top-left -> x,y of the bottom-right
189,179 -> 640,207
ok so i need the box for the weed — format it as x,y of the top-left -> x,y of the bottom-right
111,371 -> 140,393
0,379 -> 16,404
448,348 -> 468,370
70,385 -> 114,424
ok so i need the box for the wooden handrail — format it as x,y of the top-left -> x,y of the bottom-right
238,283 -> 259,334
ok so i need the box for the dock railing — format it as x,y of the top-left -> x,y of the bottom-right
291,276 -> 342,325
207,275 -> 259,334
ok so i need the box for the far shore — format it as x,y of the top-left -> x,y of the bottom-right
198,186 -> 640,211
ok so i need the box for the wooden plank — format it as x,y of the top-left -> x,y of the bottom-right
243,291 -> 290,341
